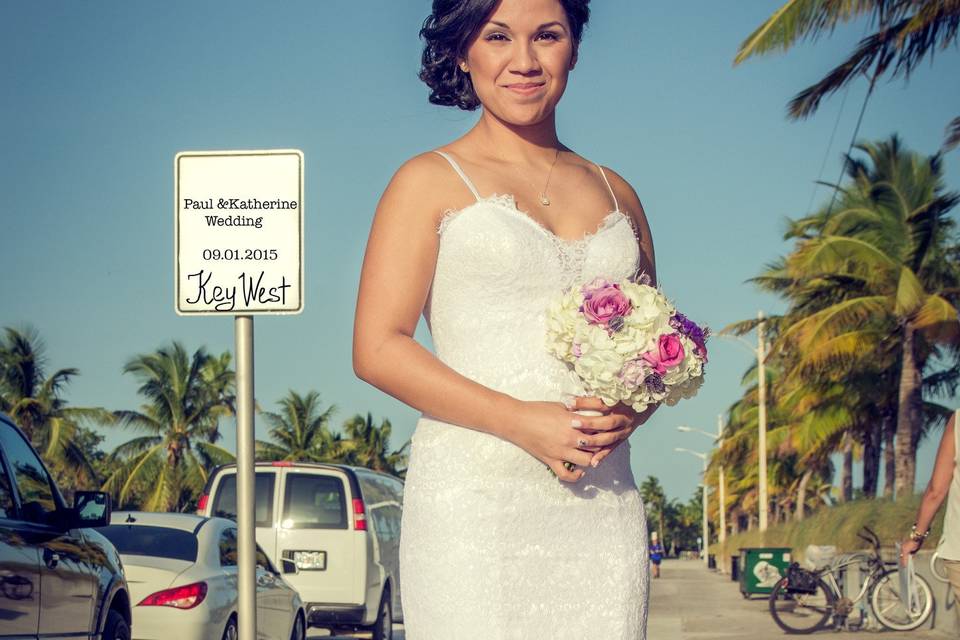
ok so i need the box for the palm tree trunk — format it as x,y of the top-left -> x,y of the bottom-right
862,420 -> 882,497
795,469 -> 812,521
883,416 -> 896,498
840,433 -> 853,502
895,324 -> 922,499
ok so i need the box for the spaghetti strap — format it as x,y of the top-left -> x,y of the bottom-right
595,163 -> 619,212
433,150 -> 481,202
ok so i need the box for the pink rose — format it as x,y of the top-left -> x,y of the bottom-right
641,334 -> 685,374
572,342 -> 582,358
580,286 -> 632,329
658,333 -> 685,368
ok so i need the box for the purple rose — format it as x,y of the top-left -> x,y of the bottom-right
644,373 -> 665,394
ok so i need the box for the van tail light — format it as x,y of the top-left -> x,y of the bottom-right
353,498 -> 367,531
138,581 -> 207,609
196,493 -> 209,514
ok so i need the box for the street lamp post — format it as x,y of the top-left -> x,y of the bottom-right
675,447 -> 708,567
717,414 -> 726,545
677,418 -> 726,545
718,310 -> 769,532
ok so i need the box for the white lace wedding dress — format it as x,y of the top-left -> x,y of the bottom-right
398,150 -> 650,639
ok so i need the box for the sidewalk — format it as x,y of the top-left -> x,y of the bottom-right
649,559 -> 951,639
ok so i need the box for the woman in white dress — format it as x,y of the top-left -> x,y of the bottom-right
353,1 -> 659,637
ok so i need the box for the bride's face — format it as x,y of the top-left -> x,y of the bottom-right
462,0 -> 577,125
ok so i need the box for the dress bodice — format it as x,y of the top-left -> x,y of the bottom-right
424,151 -> 643,402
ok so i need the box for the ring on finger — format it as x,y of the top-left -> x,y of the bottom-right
577,437 -> 588,447
562,461 -> 577,472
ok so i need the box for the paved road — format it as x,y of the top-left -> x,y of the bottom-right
649,559 -> 951,639
304,559 -> 950,639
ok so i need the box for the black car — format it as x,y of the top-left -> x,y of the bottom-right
0,413 -> 131,639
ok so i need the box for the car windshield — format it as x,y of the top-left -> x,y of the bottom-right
98,524 -> 199,562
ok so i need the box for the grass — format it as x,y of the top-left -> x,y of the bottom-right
710,496 -> 946,564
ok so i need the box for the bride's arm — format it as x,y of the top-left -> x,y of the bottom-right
353,153 -> 599,481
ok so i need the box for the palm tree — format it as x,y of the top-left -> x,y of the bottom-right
734,0 -> 960,150
774,137 -> 960,496
639,475 -> 667,545
0,326 -> 109,492
341,412 -> 410,476
103,342 -> 235,511
255,390 -> 342,462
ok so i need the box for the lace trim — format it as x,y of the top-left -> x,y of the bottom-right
437,193 -> 629,247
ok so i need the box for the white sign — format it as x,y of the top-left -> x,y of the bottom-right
175,150 -> 303,315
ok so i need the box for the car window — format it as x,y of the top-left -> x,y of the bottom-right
358,471 -> 404,506
281,473 -> 347,529
219,527 -> 273,572
219,527 -> 238,567
0,453 -> 15,519
0,420 -> 58,524
255,543 -> 274,573
98,524 -> 199,562
212,472 -> 275,527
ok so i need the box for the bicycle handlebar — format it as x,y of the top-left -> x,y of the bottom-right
856,526 -> 881,551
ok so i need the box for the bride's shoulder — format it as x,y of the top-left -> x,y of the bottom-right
593,164 -> 647,222
594,162 -> 657,277
377,150 -> 468,222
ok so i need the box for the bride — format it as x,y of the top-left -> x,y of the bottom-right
353,0 -> 659,637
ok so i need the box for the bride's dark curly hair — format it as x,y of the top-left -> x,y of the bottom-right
419,0 -> 590,111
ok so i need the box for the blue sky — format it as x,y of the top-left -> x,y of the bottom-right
2,1 -> 958,503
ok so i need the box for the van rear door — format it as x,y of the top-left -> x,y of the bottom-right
277,469 -> 365,605
208,469 -> 280,563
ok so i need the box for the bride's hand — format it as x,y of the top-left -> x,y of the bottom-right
509,400 -> 609,483
565,396 -> 660,468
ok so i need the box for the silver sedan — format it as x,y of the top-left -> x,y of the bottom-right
99,511 -> 306,640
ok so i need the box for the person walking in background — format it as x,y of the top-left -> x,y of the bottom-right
900,409 -> 960,616
650,531 -> 664,579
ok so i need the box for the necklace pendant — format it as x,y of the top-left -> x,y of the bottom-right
538,193 -> 550,206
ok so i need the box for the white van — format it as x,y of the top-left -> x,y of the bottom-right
197,462 -> 403,640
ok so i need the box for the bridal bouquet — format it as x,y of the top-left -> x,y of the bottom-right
545,275 -> 708,413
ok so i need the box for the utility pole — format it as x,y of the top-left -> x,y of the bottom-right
757,311 -> 769,532
717,414 -> 726,545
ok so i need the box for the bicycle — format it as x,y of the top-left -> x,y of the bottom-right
768,527 -> 935,634
931,550 -> 950,583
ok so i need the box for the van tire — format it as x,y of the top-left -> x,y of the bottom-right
371,589 -> 392,640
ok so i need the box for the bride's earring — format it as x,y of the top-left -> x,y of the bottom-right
459,62 -> 469,73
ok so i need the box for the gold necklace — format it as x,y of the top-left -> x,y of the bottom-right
534,148 -> 561,206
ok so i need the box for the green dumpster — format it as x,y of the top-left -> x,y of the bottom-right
738,547 -> 792,598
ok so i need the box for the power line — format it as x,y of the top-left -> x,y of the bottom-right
805,83 -> 853,217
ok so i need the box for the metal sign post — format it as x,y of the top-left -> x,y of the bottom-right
175,150 -> 303,639
235,315 -> 256,639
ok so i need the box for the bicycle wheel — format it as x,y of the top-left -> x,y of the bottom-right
870,569 -> 935,631
768,575 -> 835,634
931,551 -> 951,583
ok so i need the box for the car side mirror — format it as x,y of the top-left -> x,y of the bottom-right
280,558 -> 299,575
72,491 -> 111,528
